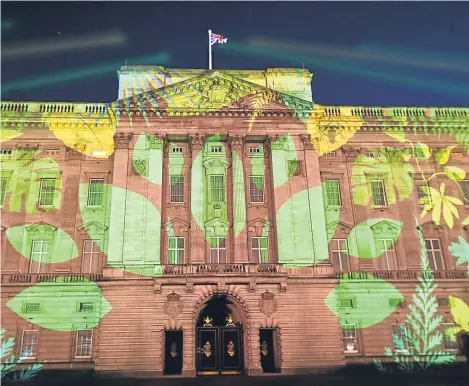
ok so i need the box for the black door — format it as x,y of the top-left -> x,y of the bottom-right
259,329 -> 276,373
197,326 -> 243,375
164,330 -> 183,375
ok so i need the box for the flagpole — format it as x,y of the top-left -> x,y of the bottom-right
208,29 -> 212,70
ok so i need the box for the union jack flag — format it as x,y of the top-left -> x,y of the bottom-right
210,32 -> 228,46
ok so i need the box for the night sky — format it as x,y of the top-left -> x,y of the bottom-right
2,1 -> 469,107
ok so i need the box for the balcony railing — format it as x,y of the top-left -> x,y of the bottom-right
2,267 -> 467,284
1,273 -> 104,284
336,270 -> 469,280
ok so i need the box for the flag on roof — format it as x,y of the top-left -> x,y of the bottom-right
210,31 -> 228,46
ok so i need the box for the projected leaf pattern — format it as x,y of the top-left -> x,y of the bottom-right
1,70 -> 468,371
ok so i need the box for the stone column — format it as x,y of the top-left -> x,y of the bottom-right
105,133 -> 132,276
300,134 -> 329,263
189,134 -> 206,263
229,134 -> 249,263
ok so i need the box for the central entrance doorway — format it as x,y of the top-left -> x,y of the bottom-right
196,295 -> 244,375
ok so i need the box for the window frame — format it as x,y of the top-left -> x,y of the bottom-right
38,178 -> 56,207
0,176 -> 8,207
210,237 -> 227,264
20,330 -> 39,359
342,324 -> 359,353
86,178 -> 105,207
425,239 -> 445,270
29,240 -> 50,273
442,323 -> 459,351
331,239 -> 350,271
370,179 -> 388,207
81,240 -> 100,273
75,329 -> 93,358
324,179 -> 341,207
251,236 -> 269,263
392,324 -> 409,354
210,175 -> 225,203
376,239 -> 397,270
249,176 -> 265,204
169,175 -> 185,203
168,236 -> 185,265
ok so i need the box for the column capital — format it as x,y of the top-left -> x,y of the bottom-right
227,134 -> 245,151
188,134 -> 206,152
113,133 -> 132,149
300,134 -> 314,150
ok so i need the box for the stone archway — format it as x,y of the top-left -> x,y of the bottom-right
193,292 -> 249,375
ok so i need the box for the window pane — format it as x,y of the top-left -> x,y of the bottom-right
177,250 -> 184,264
39,178 -> 56,206
170,175 -> 184,203
211,249 -> 218,264
32,241 -> 42,252
432,240 -> 440,249
325,180 -> 340,206
425,240 -> 432,249
169,237 -> 176,249
76,330 -> 93,357
210,175 -> 225,203
260,237 -> 267,248
210,238 -> 217,248
371,180 -> 387,206
250,176 -> 264,203
177,238 -> 184,249
219,249 -> 226,264
168,250 -> 176,264
392,325 -> 408,352
252,238 -> 259,248
21,330 -> 39,358
83,240 -> 92,252
219,237 -> 226,248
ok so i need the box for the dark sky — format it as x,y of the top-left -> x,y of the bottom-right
2,1 -> 469,106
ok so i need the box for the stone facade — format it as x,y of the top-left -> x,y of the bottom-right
1,67 -> 469,377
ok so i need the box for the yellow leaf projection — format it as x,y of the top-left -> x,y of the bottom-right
448,296 -> 469,333
419,183 -> 463,229
44,109 -> 116,159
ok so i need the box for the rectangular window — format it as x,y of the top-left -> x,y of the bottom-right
442,323 -> 458,350
210,237 -> 226,264
370,179 -> 387,206
82,240 -> 100,273
30,241 -> 49,273
392,324 -> 409,353
324,152 -> 337,158
249,176 -> 264,203
0,176 -> 7,207
377,239 -> 397,270
425,239 -> 444,270
331,239 -> 349,271
168,237 -> 185,264
171,146 -> 183,153
210,175 -> 225,203
461,180 -> 469,203
211,146 -> 223,153
325,179 -> 341,206
416,180 -> 431,204
249,147 -> 262,154
87,179 -> 104,207
251,237 -> 268,263
79,302 -> 94,312
75,330 -> 93,358
20,330 -> 39,359
38,178 -> 56,206
25,303 -> 41,313
170,175 -> 184,203
342,325 -> 359,353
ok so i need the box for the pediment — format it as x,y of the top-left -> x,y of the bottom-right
370,220 -> 402,236
326,221 -> 353,235
163,218 -> 190,233
25,222 -> 57,236
418,220 -> 448,235
76,221 -> 108,236
205,217 -> 230,228
117,72 -> 314,119
247,217 -> 272,235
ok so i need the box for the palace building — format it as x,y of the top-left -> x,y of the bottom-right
1,66 -> 469,377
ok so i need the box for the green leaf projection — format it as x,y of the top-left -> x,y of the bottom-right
374,220 -> 455,371
6,278 -> 112,331
449,236 -> 469,274
351,147 -> 414,207
6,224 -> 79,264
325,274 -> 404,328
345,219 -> 403,259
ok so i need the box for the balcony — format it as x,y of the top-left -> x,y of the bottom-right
1,273 -> 104,284
164,263 -> 286,276
336,270 -> 469,280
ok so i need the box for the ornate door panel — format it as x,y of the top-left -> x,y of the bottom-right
196,326 -> 243,375
197,328 -> 218,374
164,330 -> 183,375
259,328 -> 276,373
220,327 -> 243,374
